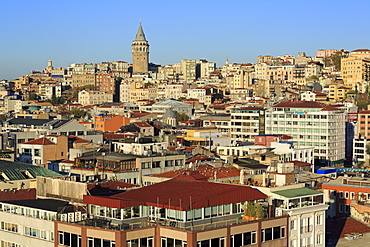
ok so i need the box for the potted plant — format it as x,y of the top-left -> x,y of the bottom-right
255,203 -> 264,219
243,202 -> 257,221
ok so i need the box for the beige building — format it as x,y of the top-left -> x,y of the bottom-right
78,90 -> 113,105
71,73 -> 96,88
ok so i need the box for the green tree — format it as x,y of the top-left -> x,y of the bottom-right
366,143 -> 370,156
29,93 -> 38,100
357,99 -> 369,110
49,95 -> 65,105
173,111 -> 189,122
309,75 -> 319,80
70,107 -> 86,118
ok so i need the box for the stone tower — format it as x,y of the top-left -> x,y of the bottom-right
132,23 -> 149,73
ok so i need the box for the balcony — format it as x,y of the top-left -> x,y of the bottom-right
300,225 -> 313,233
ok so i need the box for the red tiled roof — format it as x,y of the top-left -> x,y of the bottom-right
352,49 -> 370,52
134,122 -> 152,128
186,155 -> 209,164
312,91 -> 327,96
68,136 -> 90,143
130,111 -> 151,118
0,189 -> 36,201
359,110 -> 370,114
99,178 -> 268,211
23,137 -> 54,145
327,217 -> 370,240
290,161 -> 313,167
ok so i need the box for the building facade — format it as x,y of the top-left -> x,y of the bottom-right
265,101 -> 346,165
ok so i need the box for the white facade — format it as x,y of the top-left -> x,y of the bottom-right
271,141 -> 315,164
353,137 -> 368,163
265,104 -> 346,163
257,184 -> 328,247
113,141 -> 168,155
187,88 -> 206,103
119,82 -> 131,103
164,84 -> 184,100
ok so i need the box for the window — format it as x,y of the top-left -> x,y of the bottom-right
350,192 -> 355,199
345,204 -> 350,213
339,203 -> 343,213
290,219 -> 296,230
59,231 -> 82,247
339,191 -> 343,199
261,226 -> 285,242
345,192 -> 349,199
0,221 -> 18,232
316,215 -> 322,225
316,233 -> 323,244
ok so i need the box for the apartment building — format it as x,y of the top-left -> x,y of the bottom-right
257,184 -> 328,247
322,176 -> 370,218
265,100 -> 346,165
18,135 -> 68,167
95,72 -> 117,94
71,73 -> 96,88
56,177 -> 288,247
341,56 -> 370,90
230,107 -> 264,142
78,90 -> 113,106
0,198 -> 85,247
357,110 -> 370,139
165,83 -> 184,99
94,114 -> 130,133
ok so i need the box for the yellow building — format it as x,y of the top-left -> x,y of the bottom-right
327,84 -> 352,102
180,127 -> 218,146
341,56 -> 370,91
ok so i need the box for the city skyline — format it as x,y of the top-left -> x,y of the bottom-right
1,0 -> 370,80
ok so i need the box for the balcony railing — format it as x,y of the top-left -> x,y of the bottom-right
300,225 -> 313,234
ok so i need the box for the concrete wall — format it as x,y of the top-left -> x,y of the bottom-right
36,177 -> 87,203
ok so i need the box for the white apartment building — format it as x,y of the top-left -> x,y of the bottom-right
0,199 -> 85,247
187,88 -> 206,103
164,83 -> 184,99
78,90 -> 113,106
271,141 -> 315,165
353,136 -> 368,163
230,107 -> 264,142
265,100 -> 346,165
119,82 -> 131,103
257,184 -> 328,247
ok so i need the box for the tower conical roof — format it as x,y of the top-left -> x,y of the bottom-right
135,24 -> 147,41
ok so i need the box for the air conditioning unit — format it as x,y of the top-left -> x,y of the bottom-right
68,212 -> 75,222
60,214 -> 67,222
75,211 -> 82,222
81,213 -> 87,220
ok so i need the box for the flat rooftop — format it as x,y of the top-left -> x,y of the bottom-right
3,199 -> 69,212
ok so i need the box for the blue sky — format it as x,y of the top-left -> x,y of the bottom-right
1,0 -> 369,80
